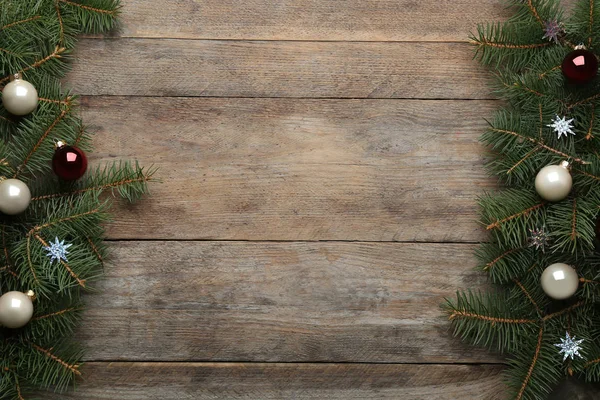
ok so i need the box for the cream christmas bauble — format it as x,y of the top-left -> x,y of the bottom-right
1,76 -> 38,116
0,178 -> 31,215
535,163 -> 572,202
0,291 -> 34,328
540,263 -> 579,300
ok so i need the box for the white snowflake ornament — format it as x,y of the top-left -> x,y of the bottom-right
547,115 -> 575,139
43,237 -> 72,264
542,20 -> 563,43
554,332 -> 584,362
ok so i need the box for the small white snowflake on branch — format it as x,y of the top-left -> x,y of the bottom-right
548,115 -> 575,139
542,20 -> 563,42
43,237 -> 73,264
554,332 -> 584,362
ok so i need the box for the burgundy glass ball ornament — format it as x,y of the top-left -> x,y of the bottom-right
52,142 -> 88,180
562,48 -> 598,84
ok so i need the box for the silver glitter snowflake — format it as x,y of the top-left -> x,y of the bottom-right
554,332 -> 584,362
542,20 -> 563,43
43,237 -> 72,264
547,115 -> 575,139
528,226 -> 550,252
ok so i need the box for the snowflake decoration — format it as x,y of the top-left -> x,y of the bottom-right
554,332 -> 584,362
43,237 -> 72,264
542,20 -> 563,43
547,115 -> 575,139
528,226 -> 550,252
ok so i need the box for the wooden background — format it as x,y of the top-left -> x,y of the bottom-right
47,0 -> 597,398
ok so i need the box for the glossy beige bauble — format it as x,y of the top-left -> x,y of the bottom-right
535,164 -> 572,202
541,263 -> 579,300
2,78 -> 38,116
0,178 -> 31,215
0,291 -> 34,328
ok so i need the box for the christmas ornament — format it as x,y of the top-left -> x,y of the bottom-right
562,47 -> 598,84
535,162 -> 572,202
554,332 -> 584,362
52,141 -> 88,180
1,73 -> 38,116
43,237 -> 72,263
0,178 -> 31,215
540,263 -> 579,300
542,20 -> 563,43
547,115 -> 575,139
528,226 -> 550,252
0,291 -> 34,329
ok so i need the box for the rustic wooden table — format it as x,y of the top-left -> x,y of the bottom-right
46,0 -> 599,398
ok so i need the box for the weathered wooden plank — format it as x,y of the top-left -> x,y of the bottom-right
48,362 -> 506,399
68,40 -> 491,99
110,0 -> 510,42
82,97 -> 495,241
78,241 -> 497,363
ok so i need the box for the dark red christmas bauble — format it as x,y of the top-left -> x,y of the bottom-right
562,49 -> 598,83
52,145 -> 87,180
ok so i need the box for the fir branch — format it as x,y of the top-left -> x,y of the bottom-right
56,2 -> 65,45
507,146 -> 541,175
542,301 -> 586,321
31,307 -> 80,321
28,342 -> 81,376
0,46 -> 66,86
59,0 -> 117,15
516,327 -> 544,400
1,16 -> 42,31
13,108 -> 69,178
513,279 -> 543,315
484,247 -> 522,270
589,0 -> 594,47
587,107 -> 595,140
473,38 -> 551,50
14,380 -> 24,400
567,93 -> 600,110
525,0 -> 544,25
538,64 -> 561,80
489,128 -> 589,164
448,310 -> 537,324
571,198 -> 578,240
29,207 -> 102,234
486,202 -> 546,230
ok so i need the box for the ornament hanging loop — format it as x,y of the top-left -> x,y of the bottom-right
9,73 -> 22,82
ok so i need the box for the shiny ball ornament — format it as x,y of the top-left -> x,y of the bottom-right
0,291 -> 34,328
535,162 -> 572,202
541,263 -> 579,300
0,178 -> 31,215
52,142 -> 88,180
1,75 -> 38,116
562,48 -> 598,84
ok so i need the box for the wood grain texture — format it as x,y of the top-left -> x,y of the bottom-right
47,362 -> 506,399
68,40 -> 491,99
76,241 -> 497,363
81,96 -> 495,241
109,0 -> 509,42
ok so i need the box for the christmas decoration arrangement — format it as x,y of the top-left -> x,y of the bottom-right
445,0 -> 600,398
0,1 -> 153,398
